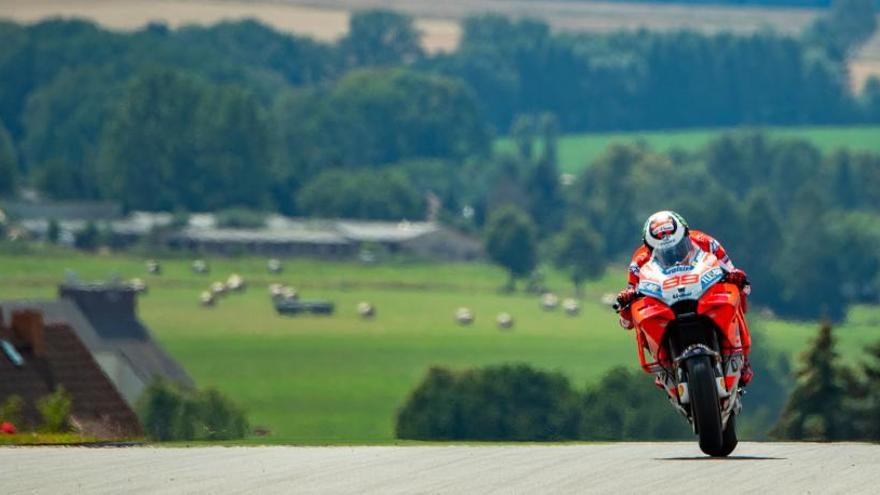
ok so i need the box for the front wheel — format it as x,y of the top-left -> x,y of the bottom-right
715,414 -> 739,457
685,355 -> 723,456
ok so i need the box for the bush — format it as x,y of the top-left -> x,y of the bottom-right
137,380 -> 249,441
396,364 -> 580,441
37,386 -> 72,433
578,367 -> 689,440
0,395 -> 24,426
397,359 -> 792,442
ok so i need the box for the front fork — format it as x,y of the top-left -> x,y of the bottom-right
657,351 -> 744,426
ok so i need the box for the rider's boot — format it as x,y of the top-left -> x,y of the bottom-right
740,358 -> 754,387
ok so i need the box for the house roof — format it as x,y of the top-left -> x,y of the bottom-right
0,319 -> 142,438
335,220 -> 438,243
1,294 -> 194,394
171,226 -> 350,245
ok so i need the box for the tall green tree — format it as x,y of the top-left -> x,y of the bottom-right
805,0 -> 878,59
484,206 -> 538,290
552,221 -> 605,295
772,322 -> 856,440
297,169 -> 424,220
0,118 -> 17,196
98,69 -> 270,211
854,342 -> 880,439
98,69 -> 204,211
273,68 -> 490,173
341,10 -> 424,67
191,85 -> 270,211
23,67 -> 124,199
510,114 -> 536,160
525,113 -> 564,236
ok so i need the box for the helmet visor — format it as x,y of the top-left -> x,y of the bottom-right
654,236 -> 693,268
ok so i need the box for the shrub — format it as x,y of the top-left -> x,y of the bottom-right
578,367 -> 689,440
396,364 -> 580,441
0,395 -> 24,426
137,380 -> 249,441
37,386 -> 72,433
200,388 -> 249,440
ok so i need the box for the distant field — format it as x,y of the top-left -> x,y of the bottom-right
0,251 -> 876,444
495,125 -> 880,173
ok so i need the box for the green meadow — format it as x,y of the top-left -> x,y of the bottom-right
495,125 -> 880,174
0,251 -> 876,443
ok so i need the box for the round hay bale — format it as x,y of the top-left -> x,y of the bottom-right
357,302 -> 376,319
146,260 -> 161,275
210,281 -> 227,296
455,307 -> 474,326
562,298 -> 580,316
541,293 -> 560,311
191,259 -> 209,274
281,286 -> 298,301
600,293 -> 617,307
496,312 -> 514,329
226,274 -> 246,292
269,283 -> 285,299
200,291 -> 215,307
267,258 -> 283,274
129,278 -> 148,295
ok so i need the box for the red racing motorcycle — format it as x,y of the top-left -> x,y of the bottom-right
618,248 -> 751,457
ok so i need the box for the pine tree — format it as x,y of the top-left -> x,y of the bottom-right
772,322 -> 855,440
855,342 -> 880,439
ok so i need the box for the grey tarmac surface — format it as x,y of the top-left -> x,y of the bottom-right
1,442 -> 878,494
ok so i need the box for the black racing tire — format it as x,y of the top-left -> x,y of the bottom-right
686,355 -> 724,456
715,414 -> 739,457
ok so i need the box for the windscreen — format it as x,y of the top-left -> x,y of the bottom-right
654,237 -> 694,268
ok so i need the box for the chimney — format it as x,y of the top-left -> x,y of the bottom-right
11,310 -> 46,357
60,283 -> 137,320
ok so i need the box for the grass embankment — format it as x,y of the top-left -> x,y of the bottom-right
0,252 -> 876,444
0,433 -> 101,445
495,125 -> 880,174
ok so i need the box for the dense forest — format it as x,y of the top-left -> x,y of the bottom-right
0,3 -> 879,319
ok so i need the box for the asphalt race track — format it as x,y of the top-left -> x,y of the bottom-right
2,443 -> 878,494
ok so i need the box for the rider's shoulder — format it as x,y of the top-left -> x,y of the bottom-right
631,244 -> 651,264
688,229 -> 717,246
689,229 -> 711,240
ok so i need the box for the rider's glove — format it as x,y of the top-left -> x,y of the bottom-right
725,269 -> 750,294
615,287 -> 638,310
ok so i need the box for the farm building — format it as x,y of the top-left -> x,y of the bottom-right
9,209 -> 483,261
170,219 -> 482,260
0,281 -> 193,407
0,309 -> 143,438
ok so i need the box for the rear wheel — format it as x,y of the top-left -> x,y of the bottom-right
686,355 -> 723,456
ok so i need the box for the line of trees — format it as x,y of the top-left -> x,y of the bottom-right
396,335 -> 790,441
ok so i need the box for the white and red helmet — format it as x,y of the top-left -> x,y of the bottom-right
643,211 -> 692,267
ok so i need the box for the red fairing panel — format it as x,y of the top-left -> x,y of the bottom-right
630,297 -> 674,372
697,282 -> 748,355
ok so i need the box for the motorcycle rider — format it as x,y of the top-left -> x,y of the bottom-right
615,210 -> 753,385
